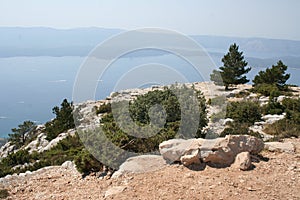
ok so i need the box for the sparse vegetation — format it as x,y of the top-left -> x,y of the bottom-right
264,97 -> 300,139
0,133 -> 87,178
219,100 -> 262,137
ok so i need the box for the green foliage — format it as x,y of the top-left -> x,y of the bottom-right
226,101 -> 261,124
261,97 -> 284,115
0,133 -> 85,178
253,60 -> 290,90
0,149 -> 34,177
8,121 -> 35,148
219,100 -> 262,138
251,83 -> 281,97
264,118 -> 300,139
74,149 -> 103,174
0,189 -> 9,199
263,98 -> 300,139
220,122 -> 261,138
96,103 -> 112,115
97,85 -> 207,154
1,149 -> 32,167
210,43 -> 251,90
45,99 -> 75,141
234,90 -> 250,98
282,98 -> 300,113
210,110 -> 226,123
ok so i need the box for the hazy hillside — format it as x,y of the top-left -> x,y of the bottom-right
1,27 -> 300,61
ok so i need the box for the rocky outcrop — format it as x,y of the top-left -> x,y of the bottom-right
24,132 -> 49,153
0,141 -> 16,159
264,141 -> 295,153
159,135 -> 264,167
24,129 -> 76,153
112,155 -> 167,178
41,129 -> 76,152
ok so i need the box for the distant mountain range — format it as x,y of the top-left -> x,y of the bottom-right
0,27 -> 300,69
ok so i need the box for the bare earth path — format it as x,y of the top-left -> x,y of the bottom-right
1,139 -> 300,200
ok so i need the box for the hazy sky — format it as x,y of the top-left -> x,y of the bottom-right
0,0 -> 299,40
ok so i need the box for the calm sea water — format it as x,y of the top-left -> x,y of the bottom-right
0,55 -> 299,138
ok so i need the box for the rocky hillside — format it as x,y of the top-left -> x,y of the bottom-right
0,82 -> 300,199
0,138 -> 299,200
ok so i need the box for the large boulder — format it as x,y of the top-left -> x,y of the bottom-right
159,139 -> 200,163
264,141 -> 295,153
201,135 -> 264,166
159,135 -> 264,167
112,155 -> 167,178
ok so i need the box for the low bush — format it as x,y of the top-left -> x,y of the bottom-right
264,118 -> 300,139
226,100 -> 261,124
74,149 -> 103,175
96,103 -> 112,115
261,98 -> 284,115
263,98 -> 300,139
0,189 -> 9,199
251,83 -> 281,97
220,122 -> 262,138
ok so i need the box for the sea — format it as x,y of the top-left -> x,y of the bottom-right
0,55 -> 299,138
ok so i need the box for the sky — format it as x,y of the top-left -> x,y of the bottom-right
0,0 -> 299,40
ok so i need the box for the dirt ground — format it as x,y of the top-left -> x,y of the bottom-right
1,139 -> 299,200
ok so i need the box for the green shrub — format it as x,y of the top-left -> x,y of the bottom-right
251,83 -> 281,97
263,98 -> 300,139
1,149 -> 31,166
282,98 -> 300,113
0,189 -> 9,199
264,118 -> 300,139
235,90 -> 250,98
74,149 -> 103,175
261,98 -> 284,115
0,133 -> 84,178
220,122 -> 261,138
96,103 -> 112,115
226,100 -> 261,124
84,85 -> 208,159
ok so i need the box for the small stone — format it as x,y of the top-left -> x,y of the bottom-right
104,186 -> 127,198
232,152 -> 252,171
247,187 -> 256,191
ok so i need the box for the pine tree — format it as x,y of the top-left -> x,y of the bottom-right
210,43 -> 251,90
9,121 -> 35,147
253,60 -> 290,90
